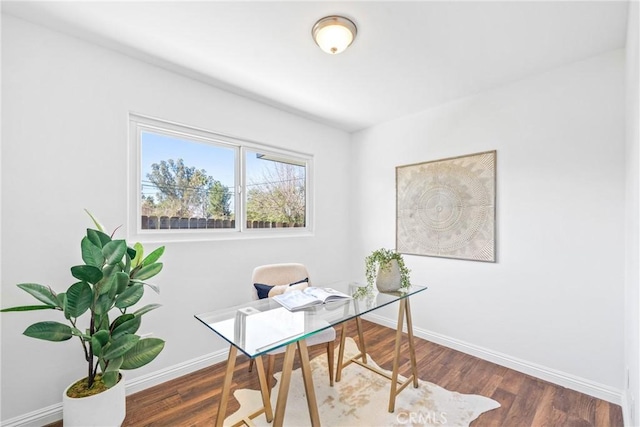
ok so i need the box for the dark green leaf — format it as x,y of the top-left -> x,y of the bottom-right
58,292 -> 70,319
57,292 -> 66,307
64,281 -> 93,318
110,314 -> 134,330
87,228 -> 111,248
124,252 -> 132,274
131,263 -> 163,281
134,303 -> 162,317
114,272 -> 130,296
127,246 -> 137,261
115,284 -> 143,309
102,371 -> 119,388
98,274 -> 113,296
93,329 -> 110,346
1,305 -> 57,312
15,283 -> 59,307
103,240 -> 127,266
121,338 -> 165,370
103,334 -> 139,360
101,264 -> 116,279
97,313 -> 111,331
105,356 -> 123,373
94,293 -> 113,316
112,316 -> 141,340
81,237 -> 105,268
24,321 -> 73,341
70,265 -> 103,284
91,335 -> 103,356
142,246 -> 165,267
131,243 -> 143,268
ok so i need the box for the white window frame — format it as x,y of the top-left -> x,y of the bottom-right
128,113 -> 314,243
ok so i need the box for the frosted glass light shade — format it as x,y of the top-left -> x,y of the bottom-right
312,16 -> 357,54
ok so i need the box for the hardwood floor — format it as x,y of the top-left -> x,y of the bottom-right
48,320 -> 623,426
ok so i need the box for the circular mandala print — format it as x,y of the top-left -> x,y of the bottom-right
397,154 -> 494,260
416,185 -> 463,232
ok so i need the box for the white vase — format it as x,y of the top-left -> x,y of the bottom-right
375,259 -> 402,292
63,375 -> 126,427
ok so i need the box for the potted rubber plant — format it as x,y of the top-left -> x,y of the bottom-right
365,248 -> 411,292
1,211 -> 166,426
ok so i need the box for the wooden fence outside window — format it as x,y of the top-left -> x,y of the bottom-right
141,216 -> 303,230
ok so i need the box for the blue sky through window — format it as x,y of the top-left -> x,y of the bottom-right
141,132 -> 235,189
140,132 -> 288,203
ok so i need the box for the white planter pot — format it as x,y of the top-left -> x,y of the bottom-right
63,376 -> 126,427
375,259 -> 402,292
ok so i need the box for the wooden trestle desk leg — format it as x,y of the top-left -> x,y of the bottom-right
215,345 -> 237,427
336,318 -> 369,383
405,298 -> 419,388
273,344 -> 296,427
336,323 -> 347,382
272,341 -> 321,427
388,297 -> 419,412
298,340 -> 321,426
215,346 -> 273,427
254,356 -> 274,423
333,298 -> 419,413
327,341 -> 335,386
355,316 -> 368,363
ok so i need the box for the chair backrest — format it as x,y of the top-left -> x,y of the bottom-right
251,263 -> 310,300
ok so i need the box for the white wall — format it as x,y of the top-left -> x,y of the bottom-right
0,15 -> 351,422
625,1 -> 640,424
350,49 -> 626,397
0,7 -> 631,425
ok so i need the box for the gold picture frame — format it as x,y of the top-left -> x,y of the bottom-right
396,150 -> 496,262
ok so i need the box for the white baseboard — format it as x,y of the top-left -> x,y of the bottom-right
363,313 -> 625,406
125,347 -> 228,395
0,404 -> 61,427
0,348 -> 228,427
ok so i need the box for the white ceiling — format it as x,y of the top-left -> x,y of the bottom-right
2,1 -> 629,132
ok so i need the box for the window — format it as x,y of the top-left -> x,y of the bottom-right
129,114 -> 313,241
245,150 -> 307,229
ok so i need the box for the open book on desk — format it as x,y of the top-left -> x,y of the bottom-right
273,287 -> 352,311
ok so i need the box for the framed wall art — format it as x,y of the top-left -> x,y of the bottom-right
396,150 -> 496,262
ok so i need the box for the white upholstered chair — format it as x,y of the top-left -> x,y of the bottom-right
250,263 -> 336,391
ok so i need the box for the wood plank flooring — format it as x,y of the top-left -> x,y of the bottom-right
47,320 -> 623,426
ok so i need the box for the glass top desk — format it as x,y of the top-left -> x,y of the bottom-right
195,282 -> 428,427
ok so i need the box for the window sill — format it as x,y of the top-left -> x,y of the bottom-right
128,228 -> 315,244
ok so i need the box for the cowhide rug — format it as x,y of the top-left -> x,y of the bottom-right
225,337 -> 500,426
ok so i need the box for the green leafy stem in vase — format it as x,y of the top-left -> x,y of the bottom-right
364,248 -> 411,291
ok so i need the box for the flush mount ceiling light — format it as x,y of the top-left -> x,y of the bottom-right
312,15 -> 357,54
